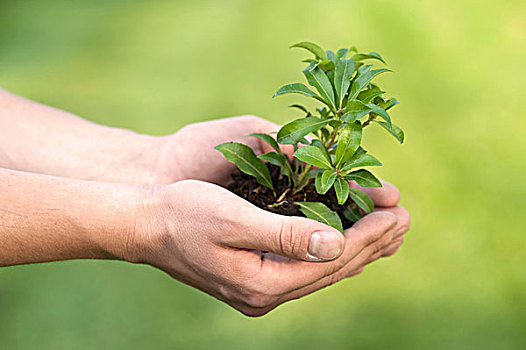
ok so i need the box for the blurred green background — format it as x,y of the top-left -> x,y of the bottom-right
1,0 -> 525,348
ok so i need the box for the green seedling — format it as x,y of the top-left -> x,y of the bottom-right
216,41 -> 404,232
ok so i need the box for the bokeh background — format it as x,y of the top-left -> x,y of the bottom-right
1,0 -> 525,348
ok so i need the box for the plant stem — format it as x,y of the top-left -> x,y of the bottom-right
293,164 -> 312,194
326,124 -> 341,149
362,114 -> 376,128
293,176 -> 313,194
297,164 -> 312,185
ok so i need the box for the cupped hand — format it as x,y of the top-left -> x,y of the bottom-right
129,179 -> 410,317
155,115 -> 286,185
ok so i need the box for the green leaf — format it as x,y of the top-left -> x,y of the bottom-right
295,202 -> 343,233
316,107 -> 330,118
329,119 -> 343,128
273,83 -> 320,98
342,100 -> 373,123
348,67 -> 391,101
343,203 -> 364,222
345,169 -> 382,188
258,152 -> 292,178
290,41 -> 328,61
249,133 -> 281,153
342,153 -> 382,171
311,139 -> 331,162
348,188 -> 374,214
354,146 -> 367,157
334,177 -> 350,205
357,87 -> 385,104
336,48 -> 349,59
215,142 -> 273,190
384,98 -> 400,111
315,170 -> 337,194
335,121 -> 363,167
334,58 -> 356,108
293,145 -> 333,169
288,104 -> 310,114
374,121 -> 405,143
366,104 -> 392,127
277,117 -> 330,144
320,127 -> 331,141
303,66 -> 336,110
372,96 -> 385,105
352,51 -> 386,64
316,59 -> 335,71
307,168 -> 324,181
326,50 -> 336,61
314,171 -> 323,193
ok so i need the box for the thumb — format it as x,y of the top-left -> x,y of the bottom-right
227,208 -> 345,262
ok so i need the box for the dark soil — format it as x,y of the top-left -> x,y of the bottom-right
227,163 -> 354,230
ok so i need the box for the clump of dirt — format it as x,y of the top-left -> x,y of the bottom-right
227,163 -> 354,230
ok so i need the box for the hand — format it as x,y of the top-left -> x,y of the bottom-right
154,114 -> 407,259
154,115 -> 286,185
127,179 -> 410,317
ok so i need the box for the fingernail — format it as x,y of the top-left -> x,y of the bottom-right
308,231 -> 342,260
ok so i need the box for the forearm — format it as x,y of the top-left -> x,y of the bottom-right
0,88 -> 169,185
0,167 -> 142,266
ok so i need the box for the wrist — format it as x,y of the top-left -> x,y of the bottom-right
80,182 -> 154,263
110,130 -> 173,186
151,133 -> 186,185
108,183 -> 173,265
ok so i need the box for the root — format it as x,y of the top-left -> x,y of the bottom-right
276,188 -> 290,202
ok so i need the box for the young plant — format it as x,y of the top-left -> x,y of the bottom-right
215,41 -> 404,232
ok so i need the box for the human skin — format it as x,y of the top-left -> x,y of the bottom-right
0,88 -> 410,316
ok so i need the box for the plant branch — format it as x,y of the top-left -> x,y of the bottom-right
294,164 -> 313,194
362,114 -> 376,128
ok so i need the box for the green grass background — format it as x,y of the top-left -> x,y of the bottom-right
1,0 -> 525,348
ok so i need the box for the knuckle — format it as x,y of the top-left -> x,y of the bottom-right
369,235 -> 390,256
378,211 -> 398,229
278,220 -> 308,258
327,272 -> 346,287
324,257 -> 348,276
236,282 -> 277,309
371,241 -> 384,255
316,270 -> 349,291
176,123 -> 199,137
239,115 -> 262,124
396,206 -> 411,229
356,212 -> 398,246
243,293 -> 275,309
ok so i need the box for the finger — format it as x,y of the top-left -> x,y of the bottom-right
348,266 -> 365,277
382,236 -> 404,257
258,211 -> 398,294
265,226 -> 396,307
373,206 -> 410,239
218,201 -> 345,262
229,232 -> 401,318
223,211 -> 398,317
349,180 -> 400,208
